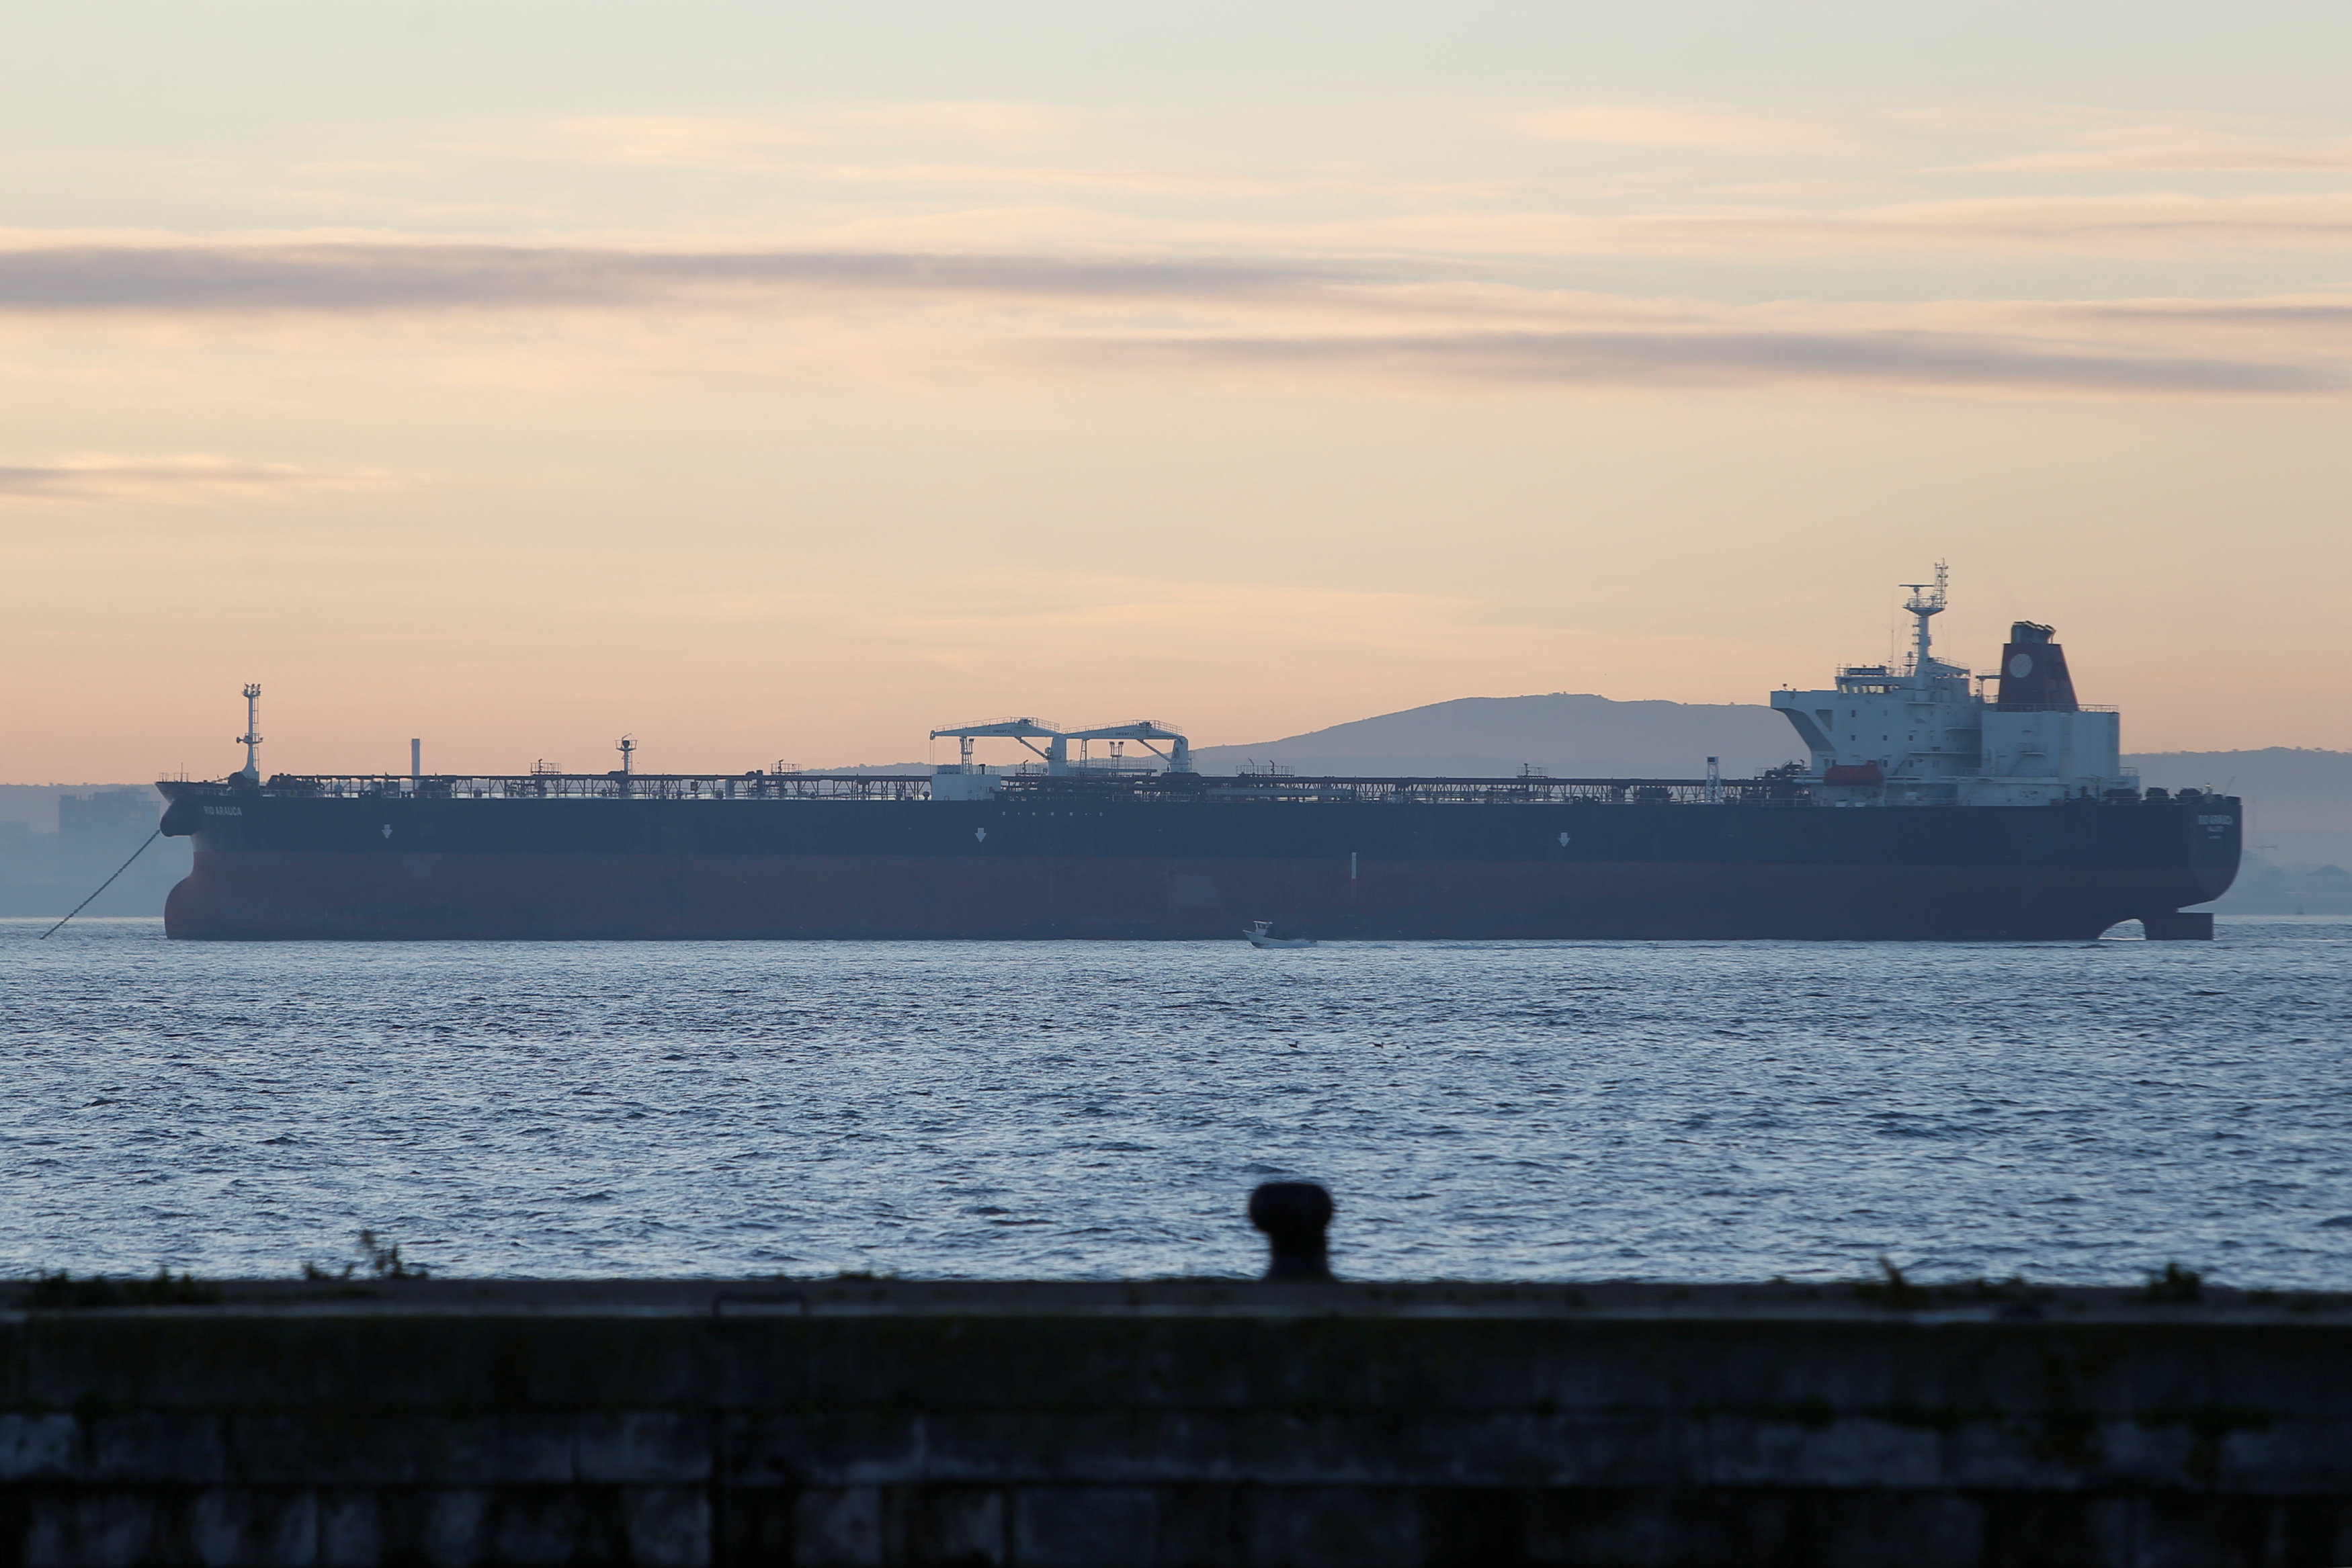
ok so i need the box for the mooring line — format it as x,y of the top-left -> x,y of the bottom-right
40,828 -> 162,939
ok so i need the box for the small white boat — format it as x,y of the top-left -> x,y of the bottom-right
1244,920 -> 1316,949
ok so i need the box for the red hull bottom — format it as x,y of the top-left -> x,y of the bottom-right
165,852 -> 2201,941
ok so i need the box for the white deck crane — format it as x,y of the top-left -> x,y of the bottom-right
928,717 -> 1068,773
1061,721 -> 1192,775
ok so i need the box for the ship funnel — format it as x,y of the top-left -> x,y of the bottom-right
1996,621 -> 2079,711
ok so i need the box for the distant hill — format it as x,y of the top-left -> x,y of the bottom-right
2122,749 -> 2352,829
1190,695 -> 1801,780
2124,748 -> 2352,873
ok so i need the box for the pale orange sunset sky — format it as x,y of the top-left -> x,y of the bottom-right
3,2 -> 2349,780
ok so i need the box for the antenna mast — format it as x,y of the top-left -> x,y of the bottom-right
1899,561 -> 1949,679
235,684 -> 263,783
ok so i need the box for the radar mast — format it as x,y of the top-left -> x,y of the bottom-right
235,684 -> 262,783
1900,562 -> 1949,681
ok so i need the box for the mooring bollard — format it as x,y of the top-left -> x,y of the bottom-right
1249,1180 -> 1334,1280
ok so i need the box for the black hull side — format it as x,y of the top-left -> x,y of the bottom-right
158,791 -> 2240,942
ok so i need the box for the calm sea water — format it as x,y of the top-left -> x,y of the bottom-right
4,916 -> 2348,1288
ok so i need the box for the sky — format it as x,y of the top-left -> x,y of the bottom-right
2,1 -> 2348,780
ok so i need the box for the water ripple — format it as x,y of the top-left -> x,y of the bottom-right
3,916 -> 2348,1287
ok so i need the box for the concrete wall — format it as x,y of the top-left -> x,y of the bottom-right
6,1278 -> 2352,1567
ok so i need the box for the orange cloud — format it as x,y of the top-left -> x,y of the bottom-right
1976,127 -> 2352,173
542,103 -> 1073,169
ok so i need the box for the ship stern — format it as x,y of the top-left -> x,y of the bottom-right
2139,793 -> 2240,940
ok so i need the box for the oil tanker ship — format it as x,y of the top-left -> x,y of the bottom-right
158,570 -> 2238,941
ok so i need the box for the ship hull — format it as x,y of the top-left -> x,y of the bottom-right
158,791 -> 2240,942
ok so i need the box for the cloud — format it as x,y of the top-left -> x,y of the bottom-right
2048,296 -> 2352,331
1509,105 -> 1836,152
829,102 -> 1070,142
544,103 -> 1070,168
1853,193 -> 2352,251
6,183 -> 2350,333
1220,191 -> 2352,263
0,236 -> 2342,400
1978,129 -> 2352,173
807,163 -> 1288,197
0,455 -> 379,505
544,118 -> 825,169
1067,329 -> 2339,396
0,241 -> 1335,314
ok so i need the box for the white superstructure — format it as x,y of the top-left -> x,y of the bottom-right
1769,564 -> 2130,807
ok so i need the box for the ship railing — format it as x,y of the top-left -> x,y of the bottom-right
210,771 -> 1803,808
1989,703 -> 2119,713
1069,776 -> 1784,806
245,773 -> 938,802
